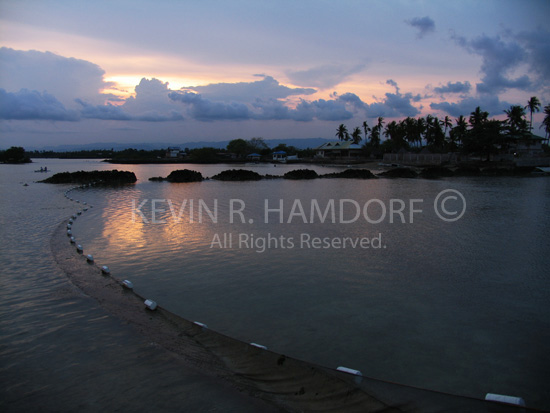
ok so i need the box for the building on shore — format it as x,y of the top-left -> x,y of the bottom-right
315,141 -> 363,158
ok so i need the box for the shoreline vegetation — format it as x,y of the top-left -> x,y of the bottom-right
39,165 -> 547,186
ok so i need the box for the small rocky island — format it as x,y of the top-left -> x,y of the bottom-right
149,169 -> 204,182
40,170 -> 137,184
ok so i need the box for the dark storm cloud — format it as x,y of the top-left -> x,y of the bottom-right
516,28 -> 550,89
186,75 -> 315,102
286,63 -> 367,89
169,91 -> 355,122
76,99 -> 133,120
405,16 -> 435,39
334,82 -> 421,119
0,47 -> 111,106
430,95 -> 511,118
168,91 -> 252,121
453,33 -> 532,94
291,99 -> 353,122
0,89 -> 79,121
433,81 -> 472,95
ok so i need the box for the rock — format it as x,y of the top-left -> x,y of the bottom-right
283,169 -> 318,180
321,169 -> 376,179
165,169 -> 203,182
40,170 -> 137,184
211,169 -> 262,181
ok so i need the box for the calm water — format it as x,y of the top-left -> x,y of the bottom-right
2,158 -> 550,409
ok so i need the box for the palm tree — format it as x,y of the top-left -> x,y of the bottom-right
541,104 -> 550,144
443,116 -> 453,137
335,124 -> 348,142
504,105 -> 528,134
370,125 -> 381,147
525,96 -> 541,132
451,115 -> 468,147
362,121 -> 370,143
469,106 -> 488,128
416,117 -> 426,147
376,117 -> 385,134
351,127 -> 362,145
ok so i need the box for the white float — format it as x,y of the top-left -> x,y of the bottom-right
144,299 -> 157,310
67,230 -> 72,236
193,321 -> 208,328
70,236 -> 75,244
122,280 -> 133,289
485,393 -> 526,407
76,244 -> 83,253
86,254 -> 94,262
101,265 -> 111,274
336,366 -> 363,376
250,343 -> 268,350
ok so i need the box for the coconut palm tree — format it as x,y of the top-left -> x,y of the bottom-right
450,115 -> 468,147
443,115 -> 453,137
504,105 -> 528,134
376,117 -> 385,133
525,96 -> 541,132
541,104 -> 550,144
362,121 -> 370,143
335,124 -> 349,142
469,106 -> 489,128
351,127 -> 362,144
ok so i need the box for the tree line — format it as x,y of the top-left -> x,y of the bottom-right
335,96 -> 550,158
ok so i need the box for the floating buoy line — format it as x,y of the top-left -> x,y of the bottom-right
61,181 -> 529,411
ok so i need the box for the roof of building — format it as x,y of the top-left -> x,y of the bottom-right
316,141 -> 362,150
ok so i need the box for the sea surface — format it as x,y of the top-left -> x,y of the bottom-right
2,158 -> 550,409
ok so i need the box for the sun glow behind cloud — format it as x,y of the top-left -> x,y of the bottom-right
0,0 -> 549,147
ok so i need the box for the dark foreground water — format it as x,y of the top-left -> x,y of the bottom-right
0,159 -> 278,412
1,159 -> 549,410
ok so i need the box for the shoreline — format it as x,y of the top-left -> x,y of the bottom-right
51,219 -> 399,412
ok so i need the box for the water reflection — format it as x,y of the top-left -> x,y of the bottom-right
69,164 -> 550,407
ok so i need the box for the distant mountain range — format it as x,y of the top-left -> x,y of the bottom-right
28,138 -> 334,152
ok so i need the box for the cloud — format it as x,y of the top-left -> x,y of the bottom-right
0,47 -> 111,107
291,99 -> 353,122
453,33 -> 532,94
433,81 -> 472,95
516,28 -> 550,91
367,80 -> 421,117
0,88 -> 79,121
286,63 -> 367,89
169,90 -> 355,123
168,91 -> 252,121
185,75 -> 315,102
405,16 -> 435,39
430,95 -> 511,118
332,81 -> 421,119
122,77 -> 185,120
76,99 -> 133,121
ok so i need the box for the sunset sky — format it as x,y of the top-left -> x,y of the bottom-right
1,0 -> 549,149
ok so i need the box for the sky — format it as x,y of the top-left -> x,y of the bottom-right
0,0 -> 549,149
